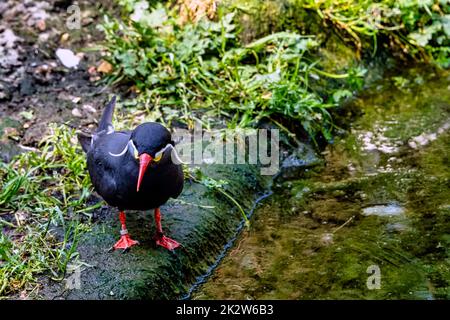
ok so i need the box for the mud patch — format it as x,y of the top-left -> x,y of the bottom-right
0,0 -> 114,161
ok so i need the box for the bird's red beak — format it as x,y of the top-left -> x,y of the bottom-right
137,153 -> 152,192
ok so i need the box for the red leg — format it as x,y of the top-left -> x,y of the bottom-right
112,211 -> 139,251
153,208 -> 180,250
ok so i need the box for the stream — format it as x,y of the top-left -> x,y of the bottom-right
193,67 -> 450,300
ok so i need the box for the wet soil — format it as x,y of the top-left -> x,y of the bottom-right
0,0 -> 115,162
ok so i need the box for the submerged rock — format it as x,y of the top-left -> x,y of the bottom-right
362,204 -> 405,217
279,143 -> 322,180
408,122 -> 450,149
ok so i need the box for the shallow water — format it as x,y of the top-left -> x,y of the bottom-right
193,67 -> 450,299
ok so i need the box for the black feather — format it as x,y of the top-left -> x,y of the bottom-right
97,96 -> 116,134
77,133 -> 92,153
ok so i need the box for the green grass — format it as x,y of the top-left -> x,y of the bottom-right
0,125 -> 99,297
187,167 -> 250,227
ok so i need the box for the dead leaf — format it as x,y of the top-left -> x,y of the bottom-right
262,92 -> 272,100
15,211 -> 29,226
97,60 -> 113,74
3,127 -> 20,141
178,0 -> 217,24
60,33 -> 70,43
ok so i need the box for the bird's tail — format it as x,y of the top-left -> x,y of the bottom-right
97,96 -> 116,134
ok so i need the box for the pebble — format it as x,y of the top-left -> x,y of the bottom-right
72,108 -> 83,117
97,60 -> 113,74
72,96 -> 81,104
38,33 -> 49,42
56,48 -> 80,68
362,204 -> 405,217
82,104 -> 96,113
0,28 -> 21,48
36,19 -> 46,31
320,233 -> 334,245
60,33 -> 70,43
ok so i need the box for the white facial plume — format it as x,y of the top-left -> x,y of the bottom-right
109,141 -> 185,165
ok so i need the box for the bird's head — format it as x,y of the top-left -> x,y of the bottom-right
109,122 -> 182,192
132,123 -> 173,192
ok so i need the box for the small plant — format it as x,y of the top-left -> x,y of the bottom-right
98,1 -> 362,142
187,167 -> 250,227
0,125 -> 99,296
303,0 -> 449,66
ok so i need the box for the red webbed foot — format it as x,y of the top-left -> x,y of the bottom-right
153,208 -> 181,251
110,211 -> 139,252
153,233 -> 180,251
112,230 -> 139,251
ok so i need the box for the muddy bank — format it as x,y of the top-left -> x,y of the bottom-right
37,163 -> 271,299
194,68 -> 450,299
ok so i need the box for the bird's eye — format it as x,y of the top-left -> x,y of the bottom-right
153,144 -> 172,163
129,140 -> 139,159
154,151 -> 163,162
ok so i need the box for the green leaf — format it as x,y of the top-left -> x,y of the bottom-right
409,31 -> 433,47
442,15 -> 450,37
131,2 -> 167,29
409,22 -> 442,47
19,110 -> 34,120
332,89 -> 353,103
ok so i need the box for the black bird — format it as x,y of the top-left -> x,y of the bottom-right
78,96 -> 184,251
